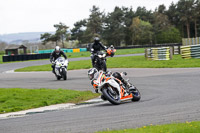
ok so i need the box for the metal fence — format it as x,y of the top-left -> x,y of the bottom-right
181,44 -> 200,59
145,47 -> 173,60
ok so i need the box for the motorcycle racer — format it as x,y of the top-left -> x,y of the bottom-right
90,37 -> 107,67
50,46 -> 67,74
88,68 -> 132,94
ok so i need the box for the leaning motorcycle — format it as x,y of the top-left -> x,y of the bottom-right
93,46 -> 116,72
92,71 -> 141,105
53,57 -> 68,80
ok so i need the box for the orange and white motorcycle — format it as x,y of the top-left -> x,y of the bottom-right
92,71 -> 141,105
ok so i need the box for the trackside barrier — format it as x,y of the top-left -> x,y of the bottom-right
182,37 -> 200,46
145,47 -> 173,60
37,48 -> 87,54
3,53 -> 51,62
181,44 -> 200,59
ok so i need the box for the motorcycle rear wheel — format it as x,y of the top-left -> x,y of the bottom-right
102,88 -> 121,105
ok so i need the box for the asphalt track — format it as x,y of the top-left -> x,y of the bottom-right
0,56 -> 200,133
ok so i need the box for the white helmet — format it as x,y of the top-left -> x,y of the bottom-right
55,46 -> 60,55
88,68 -> 98,80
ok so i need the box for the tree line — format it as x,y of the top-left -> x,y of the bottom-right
41,0 -> 200,47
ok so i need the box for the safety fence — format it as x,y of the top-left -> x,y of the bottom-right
38,48 -> 87,54
181,44 -> 200,59
145,47 -> 173,60
3,53 -> 51,62
182,37 -> 200,46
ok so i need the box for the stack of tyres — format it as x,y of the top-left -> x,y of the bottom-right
147,47 -> 171,60
181,44 -> 200,59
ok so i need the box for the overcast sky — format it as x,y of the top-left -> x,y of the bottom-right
0,0 -> 179,35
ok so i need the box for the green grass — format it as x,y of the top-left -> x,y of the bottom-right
115,48 -> 144,55
15,55 -> 200,72
0,55 -> 2,64
97,121 -> 200,133
66,48 -> 144,58
0,88 -> 99,114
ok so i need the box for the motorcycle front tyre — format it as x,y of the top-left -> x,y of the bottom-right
62,68 -> 67,80
102,88 -> 121,105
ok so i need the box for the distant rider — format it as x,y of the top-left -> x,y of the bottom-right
90,37 -> 107,67
50,46 -> 67,74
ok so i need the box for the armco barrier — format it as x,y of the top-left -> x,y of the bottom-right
3,53 -> 51,62
145,47 -> 173,60
181,44 -> 200,59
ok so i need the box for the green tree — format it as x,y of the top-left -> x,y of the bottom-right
193,0 -> 200,37
54,22 -> 69,48
102,7 -> 125,46
156,26 -> 181,44
129,17 -> 153,45
40,33 -> 52,45
177,0 -> 195,38
85,5 -> 104,42
71,19 -> 87,43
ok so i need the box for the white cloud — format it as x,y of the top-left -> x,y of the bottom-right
0,0 -> 179,34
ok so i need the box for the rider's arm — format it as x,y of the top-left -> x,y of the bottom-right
99,42 -> 107,51
50,52 -> 54,63
61,51 -> 67,59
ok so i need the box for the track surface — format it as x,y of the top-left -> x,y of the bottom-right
0,67 -> 200,133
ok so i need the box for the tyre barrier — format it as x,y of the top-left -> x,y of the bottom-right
145,47 -> 172,60
3,53 -> 51,62
181,44 -> 200,59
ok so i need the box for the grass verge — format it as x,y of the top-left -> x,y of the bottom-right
15,55 -> 200,72
97,121 -> 200,133
0,55 -> 3,64
0,88 -> 99,114
64,48 -> 144,58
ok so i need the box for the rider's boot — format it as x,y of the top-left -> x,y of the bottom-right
121,79 -> 131,90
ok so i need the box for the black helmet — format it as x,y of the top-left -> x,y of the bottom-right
55,46 -> 60,55
112,72 -> 122,80
88,68 -> 98,80
94,37 -> 100,43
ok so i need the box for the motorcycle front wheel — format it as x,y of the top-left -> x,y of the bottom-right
102,60 -> 107,72
61,68 -> 67,80
102,87 -> 121,105
130,87 -> 141,101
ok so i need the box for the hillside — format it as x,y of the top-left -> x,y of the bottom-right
0,32 -> 54,44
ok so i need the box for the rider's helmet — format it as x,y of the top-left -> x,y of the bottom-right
94,37 -> 100,43
112,72 -> 122,80
55,46 -> 61,55
88,68 -> 98,80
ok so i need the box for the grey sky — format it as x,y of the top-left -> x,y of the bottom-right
0,0 -> 179,34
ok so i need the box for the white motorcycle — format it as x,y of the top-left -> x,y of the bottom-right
91,71 -> 141,105
54,57 -> 68,80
